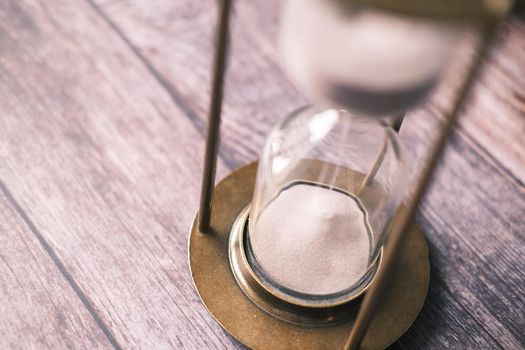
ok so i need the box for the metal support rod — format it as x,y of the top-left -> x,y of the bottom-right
345,20 -> 499,350
198,0 -> 232,233
356,113 -> 404,196
392,114 -> 404,132
356,135 -> 387,196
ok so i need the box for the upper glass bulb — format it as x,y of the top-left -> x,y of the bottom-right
280,0 -> 459,116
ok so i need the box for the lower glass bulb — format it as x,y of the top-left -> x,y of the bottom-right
247,106 -> 410,301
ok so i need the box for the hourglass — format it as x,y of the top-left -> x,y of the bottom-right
189,0 -> 511,349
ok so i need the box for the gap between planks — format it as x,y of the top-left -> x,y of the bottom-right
0,179 -> 123,350
85,0 -> 239,170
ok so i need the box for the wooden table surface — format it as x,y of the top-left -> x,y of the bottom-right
0,1 -> 523,349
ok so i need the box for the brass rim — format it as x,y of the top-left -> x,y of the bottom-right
228,205 -> 383,326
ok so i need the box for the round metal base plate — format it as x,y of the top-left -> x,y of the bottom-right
189,162 -> 430,350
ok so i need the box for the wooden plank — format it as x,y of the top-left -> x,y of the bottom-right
398,268 -> 504,349
428,18 -> 525,184
0,0 -> 238,348
89,0 -> 525,348
399,110 -> 525,349
0,186 -> 112,349
92,0 -> 305,168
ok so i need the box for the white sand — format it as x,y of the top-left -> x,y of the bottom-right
250,184 -> 371,295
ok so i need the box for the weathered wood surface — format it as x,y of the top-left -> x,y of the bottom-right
0,0 -> 234,348
0,186 -> 112,349
0,0 -> 523,349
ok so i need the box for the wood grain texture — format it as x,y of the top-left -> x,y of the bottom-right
89,0 -> 525,349
428,18 -> 525,185
0,0 -> 238,348
399,110 -> 525,349
93,0 -> 305,168
0,186 -> 112,349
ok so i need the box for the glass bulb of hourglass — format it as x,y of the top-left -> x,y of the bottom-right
279,0 -> 459,116
248,107 -> 409,300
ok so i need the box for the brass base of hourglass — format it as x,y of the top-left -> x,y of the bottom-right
188,162 -> 430,350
